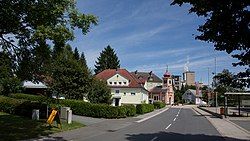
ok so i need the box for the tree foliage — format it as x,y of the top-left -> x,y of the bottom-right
87,78 -> 111,104
94,45 -> 120,74
51,45 -> 91,100
172,0 -> 250,87
1,0 -> 98,82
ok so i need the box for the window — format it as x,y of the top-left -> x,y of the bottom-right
154,96 -> 159,101
109,82 -> 112,85
169,80 -> 172,84
114,82 -> 117,85
124,92 -> 126,96
131,92 -> 136,96
123,82 -> 127,85
119,82 -> 122,85
115,90 -> 119,94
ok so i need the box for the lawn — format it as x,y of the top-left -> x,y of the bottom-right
0,112 -> 84,140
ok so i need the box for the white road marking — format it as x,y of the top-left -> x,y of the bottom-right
136,107 -> 169,123
150,136 -> 158,141
165,124 -> 172,130
173,117 -> 176,121
176,114 -> 179,117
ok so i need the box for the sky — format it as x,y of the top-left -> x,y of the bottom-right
70,0 -> 246,85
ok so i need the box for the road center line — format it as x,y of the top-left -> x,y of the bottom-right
173,117 -> 176,121
150,136 -> 158,141
165,124 -> 172,130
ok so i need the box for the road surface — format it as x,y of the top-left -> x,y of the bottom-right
82,106 -> 225,141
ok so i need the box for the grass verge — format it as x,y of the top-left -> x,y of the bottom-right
0,112 -> 84,140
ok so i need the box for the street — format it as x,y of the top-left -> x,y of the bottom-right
82,107 -> 225,141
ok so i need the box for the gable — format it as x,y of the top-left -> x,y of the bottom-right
107,74 -> 129,86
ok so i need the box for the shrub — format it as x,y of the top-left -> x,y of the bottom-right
59,99 -> 138,118
0,96 -> 48,118
122,104 -> 136,117
9,93 -> 48,103
136,104 -> 154,114
153,101 -> 166,109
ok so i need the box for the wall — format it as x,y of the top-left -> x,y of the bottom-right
111,88 -> 148,104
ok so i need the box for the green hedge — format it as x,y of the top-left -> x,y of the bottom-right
0,96 -> 47,118
10,93 -> 48,103
153,101 -> 166,109
136,104 -> 154,114
59,99 -> 129,118
122,104 -> 136,117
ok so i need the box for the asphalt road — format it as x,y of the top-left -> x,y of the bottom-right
82,107 -> 225,141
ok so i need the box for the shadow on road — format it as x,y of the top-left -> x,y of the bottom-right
125,131 -> 246,141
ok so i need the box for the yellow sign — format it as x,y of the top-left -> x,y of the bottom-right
47,109 -> 61,129
47,110 -> 57,125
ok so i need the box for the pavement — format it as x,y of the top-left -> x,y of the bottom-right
193,106 -> 250,140
199,106 -> 250,133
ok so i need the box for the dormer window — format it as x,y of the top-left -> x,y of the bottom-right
114,82 -> 117,85
119,82 -> 122,85
109,82 -> 112,85
123,82 -> 127,85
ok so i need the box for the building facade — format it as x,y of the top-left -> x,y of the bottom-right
96,69 -> 148,106
183,71 -> 195,86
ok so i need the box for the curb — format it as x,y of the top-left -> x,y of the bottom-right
191,107 -> 227,138
198,107 -> 223,119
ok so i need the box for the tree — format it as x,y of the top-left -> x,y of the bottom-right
94,45 -> 120,74
0,51 -> 21,95
51,45 -> 91,100
87,78 -> 111,104
1,0 -> 98,82
74,47 -> 80,60
80,52 -> 88,69
213,69 -> 244,105
171,0 -> 250,87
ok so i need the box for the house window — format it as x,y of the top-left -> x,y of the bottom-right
109,82 -> 112,85
114,82 -> 117,85
119,82 -> 122,85
131,92 -> 135,96
124,92 -> 126,96
115,90 -> 119,94
123,82 -> 127,85
154,96 -> 159,101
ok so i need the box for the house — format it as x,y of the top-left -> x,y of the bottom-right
182,89 -> 203,104
22,81 -> 48,95
172,75 -> 182,90
131,71 -> 162,91
96,69 -> 148,106
148,71 -> 175,105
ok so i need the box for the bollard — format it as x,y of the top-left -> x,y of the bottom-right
32,109 -> 39,120
67,110 -> 72,124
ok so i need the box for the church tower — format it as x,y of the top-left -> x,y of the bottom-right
162,68 -> 174,105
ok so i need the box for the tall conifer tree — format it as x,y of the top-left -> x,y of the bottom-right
94,45 -> 120,74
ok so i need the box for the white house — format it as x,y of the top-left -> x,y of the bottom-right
182,89 -> 204,105
96,69 -> 148,106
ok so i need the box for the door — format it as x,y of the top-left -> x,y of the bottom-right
115,98 -> 120,106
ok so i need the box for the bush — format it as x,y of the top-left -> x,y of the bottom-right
122,104 -> 136,117
10,93 -> 48,103
153,101 -> 166,109
136,104 -> 154,114
59,99 -> 131,118
0,96 -> 48,118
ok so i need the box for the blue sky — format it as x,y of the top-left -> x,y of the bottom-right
70,0 -> 245,85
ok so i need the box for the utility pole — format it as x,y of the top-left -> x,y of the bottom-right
215,57 -> 218,113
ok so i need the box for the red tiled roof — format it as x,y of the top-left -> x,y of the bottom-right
95,69 -> 144,88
